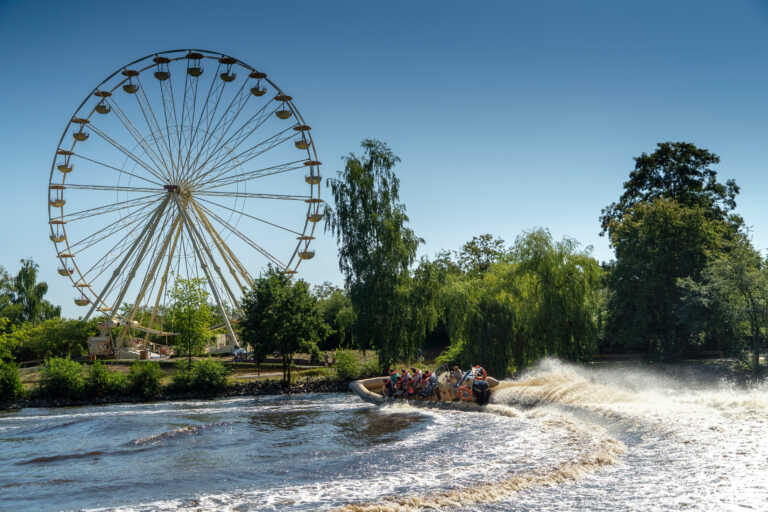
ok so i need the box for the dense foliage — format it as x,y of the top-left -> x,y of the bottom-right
164,278 -> 213,356
86,361 -> 127,396
128,361 -> 163,398
240,267 -> 326,382
39,357 -> 85,400
0,360 -> 22,402
324,139 -> 421,372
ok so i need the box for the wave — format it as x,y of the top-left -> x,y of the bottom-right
130,422 -> 232,446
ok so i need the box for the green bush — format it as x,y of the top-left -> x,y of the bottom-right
334,350 -> 360,380
0,360 -> 23,402
360,358 -> 381,378
189,358 -> 229,394
87,361 -> 127,395
170,360 -> 192,392
128,361 -> 163,398
39,357 -> 85,400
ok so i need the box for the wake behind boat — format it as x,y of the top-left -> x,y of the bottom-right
350,365 -> 500,406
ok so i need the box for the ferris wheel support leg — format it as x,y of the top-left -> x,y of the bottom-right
110,199 -> 171,347
144,221 -> 183,344
192,200 -> 251,294
123,214 -> 181,345
174,196 -> 240,347
84,197 -> 170,321
187,207 -> 241,311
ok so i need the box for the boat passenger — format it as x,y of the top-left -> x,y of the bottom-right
420,370 -> 438,398
409,367 -> 423,395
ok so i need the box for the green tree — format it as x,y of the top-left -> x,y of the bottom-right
0,360 -> 23,402
600,142 -> 742,359
600,142 -> 742,235
438,230 -> 603,376
0,259 -> 60,327
314,284 -> 355,349
240,267 -> 325,382
324,139 -> 421,371
680,239 -> 768,376
165,278 -> 213,362
605,199 -> 731,358
456,234 -> 506,275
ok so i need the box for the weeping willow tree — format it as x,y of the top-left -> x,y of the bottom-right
324,139 -> 422,372
437,229 -> 603,376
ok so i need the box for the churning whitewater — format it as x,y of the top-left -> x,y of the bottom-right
1,359 -> 766,511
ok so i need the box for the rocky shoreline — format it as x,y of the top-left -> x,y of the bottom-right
0,377 -> 352,411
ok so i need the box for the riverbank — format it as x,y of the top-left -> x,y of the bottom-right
0,376 -> 352,411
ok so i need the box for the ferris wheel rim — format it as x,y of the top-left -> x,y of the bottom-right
47,49 -> 323,333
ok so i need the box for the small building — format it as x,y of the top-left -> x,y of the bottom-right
206,333 -> 238,354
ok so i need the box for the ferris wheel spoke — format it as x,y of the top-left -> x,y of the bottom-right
145,220 -> 182,336
185,100 -> 278,184
60,194 -> 163,223
158,76 -> 184,182
106,95 -> 173,178
196,196 -> 304,236
124,213 -> 180,323
79,208 -> 160,280
84,197 -> 170,320
195,190 -> 310,201
62,183 -> 162,193
136,76 -> 178,178
176,69 -> 194,180
106,198 -> 171,317
192,118 -> 291,183
186,207 -> 241,308
191,201 -> 251,294
88,124 -> 168,184
72,153 -> 164,187
195,201 -> 287,269
197,159 -> 306,190
174,196 -> 239,342
70,203 -> 159,253
182,79 -> 251,183
185,76 -> 226,176
133,81 -> 176,179
180,61 -> 222,175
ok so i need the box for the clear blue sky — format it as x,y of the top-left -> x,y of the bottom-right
1,0 -> 768,318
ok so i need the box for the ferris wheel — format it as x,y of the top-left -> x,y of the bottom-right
47,49 -> 323,345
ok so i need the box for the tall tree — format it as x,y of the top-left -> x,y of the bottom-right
600,143 -> 742,359
606,199 -> 731,358
0,259 -> 60,326
324,139 -> 421,371
164,278 -> 213,361
240,267 -> 325,382
600,142 -> 741,235
456,234 -> 506,275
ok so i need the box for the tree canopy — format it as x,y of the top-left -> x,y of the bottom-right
600,142 -> 741,237
324,139 -> 421,371
240,267 -> 325,382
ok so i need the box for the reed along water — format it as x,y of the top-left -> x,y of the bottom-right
1,358 -> 766,511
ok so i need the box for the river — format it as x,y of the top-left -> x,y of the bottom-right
1,358 -> 766,511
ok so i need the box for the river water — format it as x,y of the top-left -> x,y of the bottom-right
1,359 -> 766,511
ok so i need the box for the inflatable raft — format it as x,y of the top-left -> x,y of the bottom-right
350,374 -> 500,406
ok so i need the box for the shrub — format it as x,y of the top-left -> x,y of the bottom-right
39,357 -> 85,400
87,361 -> 127,395
0,360 -> 23,402
334,350 -> 360,380
360,358 -> 381,378
189,358 -> 229,394
128,361 -> 163,398
170,360 -> 192,393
